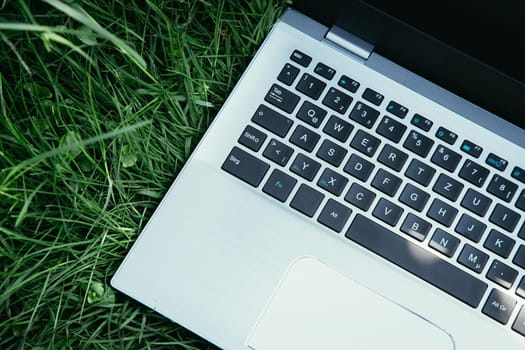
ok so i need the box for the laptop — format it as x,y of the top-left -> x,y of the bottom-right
112,0 -> 525,348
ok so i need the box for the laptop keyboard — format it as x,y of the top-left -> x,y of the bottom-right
221,49 -> 525,336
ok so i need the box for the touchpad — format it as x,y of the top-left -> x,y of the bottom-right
246,257 -> 454,350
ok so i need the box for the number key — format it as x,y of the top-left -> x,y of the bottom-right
431,145 -> 462,172
459,160 -> 489,187
376,116 -> 407,143
296,73 -> 326,100
322,87 -> 353,114
403,130 -> 435,158
349,101 -> 380,128
487,175 -> 518,203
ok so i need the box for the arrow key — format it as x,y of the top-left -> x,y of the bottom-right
482,288 -> 517,325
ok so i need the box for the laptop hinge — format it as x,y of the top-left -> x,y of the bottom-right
325,25 -> 374,61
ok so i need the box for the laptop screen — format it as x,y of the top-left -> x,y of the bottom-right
293,0 -> 525,130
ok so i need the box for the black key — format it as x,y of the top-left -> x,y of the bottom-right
290,153 -> 321,181
461,189 -> 492,217
314,62 -> 336,80
377,144 -> 408,172
290,184 -> 324,217
346,214 -> 488,307
349,101 -> 380,129
317,168 -> 348,196
238,125 -> 267,152
264,84 -> 300,113
458,160 -> 489,187
455,214 -> 486,242
482,289 -> 517,325
296,73 -> 326,100
512,306 -> 525,336
458,244 -> 489,273
487,259 -> 518,289
429,228 -> 460,258
399,183 -> 430,212
252,104 -> 293,138
344,183 -> 376,211
401,213 -> 432,241
511,166 -> 525,184
486,153 -> 508,171
431,145 -> 462,172
222,147 -> 269,187
484,229 -> 516,258
371,169 -> 402,197
350,130 -> 381,157
338,75 -> 360,93
362,87 -> 384,106
411,114 -> 433,131
322,87 -> 352,114
372,198 -> 403,226
435,127 -> 458,145
487,175 -> 518,203
386,100 -> 408,118
376,116 -> 407,143
289,125 -> 320,152
517,277 -> 525,298
432,174 -> 464,202
318,199 -> 352,233
460,140 -> 483,158
519,222 -> 525,240
296,101 -> 327,128
263,138 -> 294,166
316,139 -> 347,167
290,50 -> 311,67
403,130 -> 434,158
323,115 -> 354,142
277,63 -> 300,86
489,204 -> 520,232
344,154 -> 375,181
516,189 -> 525,211
405,159 -> 436,186
262,169 -> 297,202
513,245 -> 525,269
427,199 -> 458,227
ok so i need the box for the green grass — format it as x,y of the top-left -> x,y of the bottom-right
0,0 -> 288,348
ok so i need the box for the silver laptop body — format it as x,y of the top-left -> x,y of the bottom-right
112,7 -> 525,350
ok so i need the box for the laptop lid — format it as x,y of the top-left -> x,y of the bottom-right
293,0 -> 525,129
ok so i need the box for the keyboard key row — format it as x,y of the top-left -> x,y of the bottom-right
242,118 -> 524,243
280,58 -> 525,225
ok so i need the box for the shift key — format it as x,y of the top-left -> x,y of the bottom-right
222,147 -> 270,187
